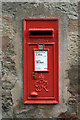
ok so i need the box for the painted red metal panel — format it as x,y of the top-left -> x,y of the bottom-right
23,18 -> 59,104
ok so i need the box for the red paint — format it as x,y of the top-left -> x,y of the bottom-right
23,18 -> 59,104
30,91 -> 38,96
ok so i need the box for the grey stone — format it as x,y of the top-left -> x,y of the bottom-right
2,2 -> 79,119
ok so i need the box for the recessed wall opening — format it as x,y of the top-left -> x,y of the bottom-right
29,30 -> 53,36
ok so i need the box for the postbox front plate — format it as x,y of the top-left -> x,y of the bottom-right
23,18 -> 59,104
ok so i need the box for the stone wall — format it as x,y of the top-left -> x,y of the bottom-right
2,1 -> 79,119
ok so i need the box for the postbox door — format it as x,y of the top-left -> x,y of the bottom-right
27,43 -> 55,100
23,18 -> 59,104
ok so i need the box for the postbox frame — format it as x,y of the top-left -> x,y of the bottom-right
23,18 -> 59,104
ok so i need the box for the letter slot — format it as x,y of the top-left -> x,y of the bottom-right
29,29 -> 54,38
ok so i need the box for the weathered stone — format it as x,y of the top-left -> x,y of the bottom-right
58,112 -> 71,118
68,19 -> 78,32
2,2 -> 79,119
2,36 -> 11,52
67,65 -> 78,95
58,112 -> 78,119
11,80 -> 22,108
67,32 -> 78,66
2,89 -> 13,118
71,112 -> 77,118
77,102 -> 80,119
68,97 -> 76,105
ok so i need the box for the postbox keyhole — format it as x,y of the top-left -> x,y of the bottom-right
33,74 -> 35,79
33,72 -> 37,79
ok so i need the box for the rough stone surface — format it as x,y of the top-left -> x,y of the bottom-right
2,2 -> 78,19
2,2 -> 79,119
1,0 -> 80,3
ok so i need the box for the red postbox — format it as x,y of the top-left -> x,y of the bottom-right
23,18 -> 59,104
